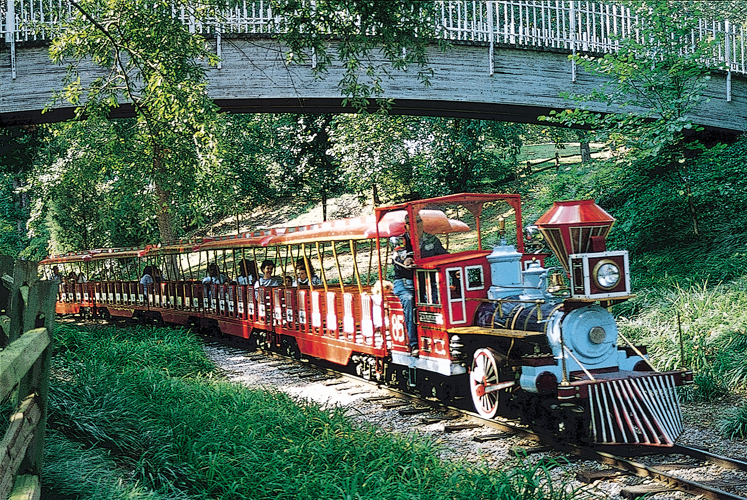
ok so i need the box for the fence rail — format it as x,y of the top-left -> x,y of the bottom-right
1,1 -> 745,77
0,259 -> 56,500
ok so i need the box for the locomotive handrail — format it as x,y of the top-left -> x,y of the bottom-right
563,344 -> 596,381
617,330 -> 659,372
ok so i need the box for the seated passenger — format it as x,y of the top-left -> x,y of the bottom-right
255,260 -> 283,287
202,263 -> 227,284
293,258 -> 321,286
140,266 -> 154,286
50,265 -> 61,282
237,259 -> 257,286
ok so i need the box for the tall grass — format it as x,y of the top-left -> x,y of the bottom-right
45,323 -> 581,500
616,279 -> 747,401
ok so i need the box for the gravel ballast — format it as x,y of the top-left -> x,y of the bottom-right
205,343 -> 747,499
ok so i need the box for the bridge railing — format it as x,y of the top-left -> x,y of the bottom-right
2,0 -> 745,76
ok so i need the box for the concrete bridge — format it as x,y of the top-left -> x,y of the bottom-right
1,1 -> 745,137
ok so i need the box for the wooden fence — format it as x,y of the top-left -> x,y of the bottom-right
0,258 -> 56,500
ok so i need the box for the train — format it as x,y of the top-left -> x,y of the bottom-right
42,193 -> 692,446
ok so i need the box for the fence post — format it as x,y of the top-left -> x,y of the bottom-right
488,1 -> 494,76
570,0 -> 577,83
0,259 -> 56,497
0,255 -> 13,347
5,0 -> 16,79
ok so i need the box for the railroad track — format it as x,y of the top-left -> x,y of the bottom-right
203,336 -> 747,500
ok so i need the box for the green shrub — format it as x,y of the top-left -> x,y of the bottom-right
717,403 -> 747,440
678,371 -> 728,403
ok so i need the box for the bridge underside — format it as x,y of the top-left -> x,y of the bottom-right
0,39 -> 744,142
2,98 -> 740,145
0,97 -> 558,125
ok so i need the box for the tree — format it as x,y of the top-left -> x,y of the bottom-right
272,0 -> 441,109
270,114 -> 343,221
49,0 -> 223,243
409,118 -> 523,198
542,0 -> 719,237
0,126 -> 45,256
331,114 -> 420,206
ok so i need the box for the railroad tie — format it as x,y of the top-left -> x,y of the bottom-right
472,432 -> 509,443
398,407 -> 430,416
620,484 -> 672,500
363,396 -> 394,403
444,423 -> 483,433
381,400 -> 409,409
576,469 -> 629,483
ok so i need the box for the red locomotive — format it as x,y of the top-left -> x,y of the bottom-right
43,193 -> 692,446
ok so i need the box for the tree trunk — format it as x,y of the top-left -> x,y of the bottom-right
580,141 -> 592,163
372,183 -> 381,207
152,146 -> 176,244
12,177 -> 23,242
322,191 -> 328,221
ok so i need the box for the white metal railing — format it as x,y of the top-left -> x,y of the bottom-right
1,1 -> 745,78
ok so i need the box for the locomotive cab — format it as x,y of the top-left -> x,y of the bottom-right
375,194 -> 532,374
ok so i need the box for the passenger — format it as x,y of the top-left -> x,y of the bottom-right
140,266 -> 154,286
255,260 -> 283,287
284,273 -> 294,287
67,271 -> 78,284
202,263 -> 227,284
293,258 -> 322,286
50,266 -> 61,282
237,259 -> 257,286
392,245 -> 418,357
413,214 -> 447,258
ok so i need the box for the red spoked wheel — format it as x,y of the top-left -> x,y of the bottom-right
470,347 -> 509,419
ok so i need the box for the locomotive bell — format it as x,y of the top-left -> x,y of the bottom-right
534,200 -> 615,273
520,259 -> 547,300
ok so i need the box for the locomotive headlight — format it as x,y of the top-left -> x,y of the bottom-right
592,259 -> 621,290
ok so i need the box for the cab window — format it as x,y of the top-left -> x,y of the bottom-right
416,270 -> 440,305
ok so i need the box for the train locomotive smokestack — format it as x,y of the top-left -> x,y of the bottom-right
535,200 -> 631,300
534,200 -> 616,273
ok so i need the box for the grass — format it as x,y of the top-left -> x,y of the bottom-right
43,322 -> 582,500
614,270 -> 747,441
717,404 -> 747,440
616,279 -> 747,380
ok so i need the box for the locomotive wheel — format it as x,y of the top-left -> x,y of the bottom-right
469,347 -> 508,419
